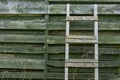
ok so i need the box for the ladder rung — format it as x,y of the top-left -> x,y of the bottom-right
66,39 -> 98,43
66,16 -> 98,21
66,59 -> 98,62
67,35 -> 96,39
65,62 -> 98,67
65,59 -> 98,67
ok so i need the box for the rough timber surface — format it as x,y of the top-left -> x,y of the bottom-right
0,0 -> 119,80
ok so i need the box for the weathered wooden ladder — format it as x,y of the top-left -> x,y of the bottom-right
65,4 -> 99,80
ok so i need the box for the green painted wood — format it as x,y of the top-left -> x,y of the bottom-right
48,22 -> 120,30
0,0 -> 119,80
49,4 -> 120,14
0,34 -> 45,43
0,59 -> 45,69
47,34 -> 120,44
47,61 -> 120,67
0,30 -> 44,35
0,1 -> 120,15
0,21 -> 46,30
0,44 -> 45,54
44,11 -> 50,80
0,0 -> 47,14
0,72 -> 119,79
48,54 -> 119,61
46,73 -> 120,79
48,45 -> 120,54
49,15 -> 120,22
0,72 -> 44,79
47,36 -> 64,44
48,67 -> 119,73
0,16 -> 46,30
0,53 -> 44,59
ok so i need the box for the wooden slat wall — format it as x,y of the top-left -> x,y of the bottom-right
0,0 -> 120,80
0,0 -> 47,79
47,0 -> 120,80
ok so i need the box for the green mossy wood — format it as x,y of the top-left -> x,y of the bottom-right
0,0 -> 120,80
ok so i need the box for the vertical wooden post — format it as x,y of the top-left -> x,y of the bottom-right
44,1 -> 49,80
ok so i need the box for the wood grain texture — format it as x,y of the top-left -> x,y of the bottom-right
0,16 -> 46,30
48,45 -> 120,54
0,0 -> 47,14
0,59 -> 45,69
0,0 -> 119,80
49,4 -> 120,14
0,34 -> 45,43
0,44 -> 45,54
47,33 -> 120,44
0,72 -> 119,79
48,67 -> 119,73
48,61 -> 120,67
0,72 -> 44,79
46,73 -> 120,79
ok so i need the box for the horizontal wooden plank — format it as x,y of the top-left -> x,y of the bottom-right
0,0 -> 47,14
0,72 -> 44,79
46,73 -> 120,79
0,22 -> 46,30
0,1 -> 120,15
48,31 -> 120,44
0,72 -> 119,79
48,67 -> 119,73
48,22 -> 120,30
49,4 -> 120,14
101,61 -> 120,67
48,45 -> 120,54
0,30 -> 45,35
0,44 -> 45,54
0,34 -> 45,43
0,54 -> 14,59
47,36 -> 120,44
0,18 -> 46,30
48,61 -> 120,67
47,36 -> 65,44
48,53 -> 120,61
67,16 -> 98,21
49,15 -> 120,25
0,59 -> 45,69
47,0 -> 120,2
48,16 -> 120,31
0,53 -> 44,59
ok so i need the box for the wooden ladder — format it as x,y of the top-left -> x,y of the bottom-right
65,4 -> 99,80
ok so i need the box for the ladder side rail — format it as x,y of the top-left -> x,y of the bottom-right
65,3 -> 70,80
94,4 -> 99,60
94,4 -> 99,80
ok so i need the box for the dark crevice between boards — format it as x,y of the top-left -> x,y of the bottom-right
0,14 -> 46,17
48,1 -> 120,4
0,30 -> 45,35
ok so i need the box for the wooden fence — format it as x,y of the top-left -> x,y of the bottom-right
0,0 -> 120,80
